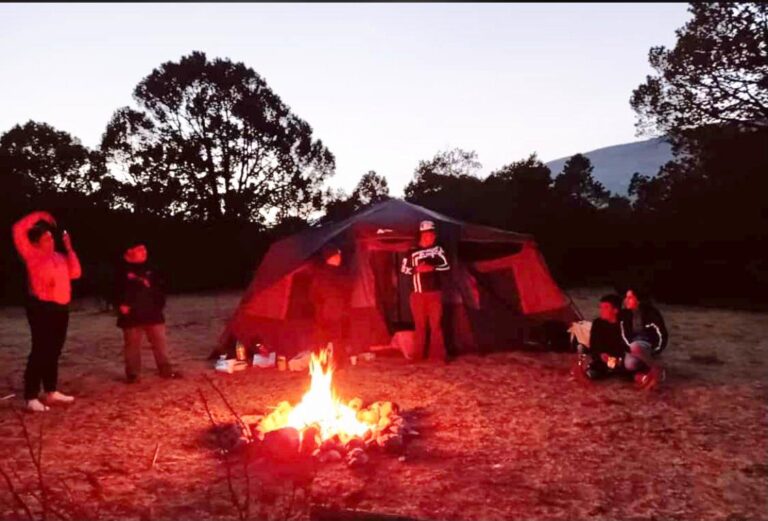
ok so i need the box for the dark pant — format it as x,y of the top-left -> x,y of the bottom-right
409,291 -> 446,362
122,324 -> 171,378
315,312 -> 350,367
25,299 -> 69,400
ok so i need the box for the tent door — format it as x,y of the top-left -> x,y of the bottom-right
369,250 -> 413,333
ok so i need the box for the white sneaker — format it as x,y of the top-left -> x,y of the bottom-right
26,399 -> 50,412
44,391 -> 75,404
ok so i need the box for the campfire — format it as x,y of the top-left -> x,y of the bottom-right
252,347 -> 414,467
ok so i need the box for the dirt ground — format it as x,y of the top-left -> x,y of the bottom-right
0,288 -> 766,521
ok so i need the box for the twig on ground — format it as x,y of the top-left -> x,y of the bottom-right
13,407 -> 47,521
150,443 -> 160,470
0,464 -> 35,521
1,393 -> 15,401
203,375 -> 253,442
198,387 -> 249,521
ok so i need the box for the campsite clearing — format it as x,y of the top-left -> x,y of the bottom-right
0,288 -> 766,520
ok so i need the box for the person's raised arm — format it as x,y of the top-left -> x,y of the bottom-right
12,211 -> 55,261
61,231 -> 82,280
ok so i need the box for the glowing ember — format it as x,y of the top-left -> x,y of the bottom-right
257,348 -> 374,442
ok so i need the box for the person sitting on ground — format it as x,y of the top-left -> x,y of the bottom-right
619,287 -> 668,390
12,211 -> 81,412
578,294 -> 626,380
114,240 -> 179,383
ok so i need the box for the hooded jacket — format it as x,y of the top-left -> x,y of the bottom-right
619,303 -> 668,355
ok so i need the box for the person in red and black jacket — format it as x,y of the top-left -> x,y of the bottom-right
113,240 -> 178,383
400,220 -> 451,362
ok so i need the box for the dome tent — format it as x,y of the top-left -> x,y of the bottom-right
221,199 -> 579,358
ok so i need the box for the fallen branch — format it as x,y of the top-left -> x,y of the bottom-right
203,375 -> 253,442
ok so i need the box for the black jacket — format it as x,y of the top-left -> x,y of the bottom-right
619,303 -> 669,355
400,245 -> 450,293
589,318 -> 626,358
114,262 -> 166,328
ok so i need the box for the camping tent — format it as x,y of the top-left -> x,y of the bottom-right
221,199 -> 579,358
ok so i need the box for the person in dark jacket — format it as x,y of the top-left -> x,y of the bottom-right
401,220 -> 451,363
114,241 -> 177,383
578,294 -> 626,379
619,288 -> 667,389
309,245 -> 353,368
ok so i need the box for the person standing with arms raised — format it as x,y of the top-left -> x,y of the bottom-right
12,211 -> 81,412
401,220 -> 451,363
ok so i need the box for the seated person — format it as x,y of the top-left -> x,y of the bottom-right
578,294 -> 625,379
619,288 -> 668,390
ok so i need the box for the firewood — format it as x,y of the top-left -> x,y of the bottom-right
301,427 -> 320,455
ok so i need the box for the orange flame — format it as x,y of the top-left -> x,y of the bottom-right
258,348 -> 373,442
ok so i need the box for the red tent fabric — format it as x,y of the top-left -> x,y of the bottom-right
222,199 -> 579,357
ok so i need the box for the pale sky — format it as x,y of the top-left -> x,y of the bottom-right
0,3 -> 690,195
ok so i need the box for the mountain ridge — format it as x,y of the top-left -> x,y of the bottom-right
545,136 -> 673,195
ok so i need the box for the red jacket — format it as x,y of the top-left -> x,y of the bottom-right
12,212 -> 81,305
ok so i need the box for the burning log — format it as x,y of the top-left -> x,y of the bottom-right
301,426 -> 321,455
345,438 -> 365,453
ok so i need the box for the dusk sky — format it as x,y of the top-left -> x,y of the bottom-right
0,3 -> 691,195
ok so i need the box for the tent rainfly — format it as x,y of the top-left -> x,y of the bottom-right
221,199 -> 579,358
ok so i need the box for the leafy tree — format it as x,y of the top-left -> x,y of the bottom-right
404,148 -> 482,201
486,153 -> 552,200
319,188 -> 358,224
604,194 -> 633,216
101,51 -> 335,223
0,121 -> 102,203
631,2 -> 768,135
351,170 -> 390,206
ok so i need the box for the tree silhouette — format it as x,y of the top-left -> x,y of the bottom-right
631,2 -> 768,136
404,148 -> 482,201
552,153 -> 610,209
0,121 -> 103,204
101,51 -> 335,223
351,170 -> 390,206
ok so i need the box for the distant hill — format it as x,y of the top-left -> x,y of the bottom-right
545,137 -> 673,195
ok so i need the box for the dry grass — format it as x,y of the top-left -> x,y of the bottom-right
0,288 -> 766,520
